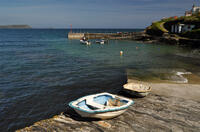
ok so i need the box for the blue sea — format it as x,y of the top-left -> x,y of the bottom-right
0,29 -> 200,131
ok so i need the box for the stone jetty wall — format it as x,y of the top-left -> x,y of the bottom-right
68,33 -> 84,39
68,32 -> 134,40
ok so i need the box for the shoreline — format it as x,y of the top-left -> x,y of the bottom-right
130,31 -> 200,48
127,69 -> 200,85
16,81 -> 200,132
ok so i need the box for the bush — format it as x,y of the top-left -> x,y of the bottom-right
182,29 -> 200,39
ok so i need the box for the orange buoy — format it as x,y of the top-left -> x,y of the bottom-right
120,51 -> 123,56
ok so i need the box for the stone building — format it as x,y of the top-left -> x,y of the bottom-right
185,4 -> 200,16
192,4 -> 200,13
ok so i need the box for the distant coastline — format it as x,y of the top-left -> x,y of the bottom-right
0,25 -> 31,29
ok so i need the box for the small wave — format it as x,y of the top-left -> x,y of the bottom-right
176,71 -> 191,76
127,68 -> 193,84
176,49 -> 200,59
171,71 -> 192,83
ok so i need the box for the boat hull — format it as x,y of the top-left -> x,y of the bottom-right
69,92 -> 134,119
80,40 -> 91,45
96,40 -> 106,44
123,89 -> 150,97
74,109 -> 127,119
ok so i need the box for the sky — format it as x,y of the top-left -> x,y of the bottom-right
0,0 -> 199,28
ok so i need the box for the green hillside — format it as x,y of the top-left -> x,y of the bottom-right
146,13 -> 200,39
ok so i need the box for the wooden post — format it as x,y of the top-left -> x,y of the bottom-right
70,24 -> 72,33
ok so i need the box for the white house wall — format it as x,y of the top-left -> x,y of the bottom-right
171,24 -> 195,33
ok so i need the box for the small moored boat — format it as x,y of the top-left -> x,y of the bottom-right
123,83 -> 151,97
96,39 -> 106,44
69,92 -> 134,119
80,37 -> 91,45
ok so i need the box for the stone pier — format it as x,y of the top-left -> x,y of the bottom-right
68,33 -> 84,39
68,32 -> 134,40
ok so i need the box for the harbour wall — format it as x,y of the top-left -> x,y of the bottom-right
68,32 -> 134,40
68,33 -> 84,39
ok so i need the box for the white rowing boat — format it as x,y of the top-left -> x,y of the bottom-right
69,92 -> 134,119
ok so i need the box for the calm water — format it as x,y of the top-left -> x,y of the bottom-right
0,29 -> 200,131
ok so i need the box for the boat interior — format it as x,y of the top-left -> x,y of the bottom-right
77,95 -> 128,110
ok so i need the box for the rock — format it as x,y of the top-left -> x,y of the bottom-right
179,38 -> 200,48
159,37 -> 179,45
96,121 -> 111,128
162,33 -> 170,37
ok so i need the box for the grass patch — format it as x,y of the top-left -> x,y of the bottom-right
146,21 -> 168,36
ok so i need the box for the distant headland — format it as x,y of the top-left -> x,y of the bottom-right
0,25 -> 31,29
